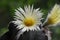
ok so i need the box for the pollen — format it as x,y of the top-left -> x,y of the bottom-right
23,17 -> 35,27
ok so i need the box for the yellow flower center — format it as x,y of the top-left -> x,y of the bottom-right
23,17 -> 35,27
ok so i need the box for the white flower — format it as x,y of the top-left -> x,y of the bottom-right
13,5 -> 43,32
43,4 -> 60,26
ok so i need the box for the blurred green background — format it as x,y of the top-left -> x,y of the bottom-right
0,0 -> 60,40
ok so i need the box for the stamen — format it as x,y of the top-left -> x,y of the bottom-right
23,17 -> 35,27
